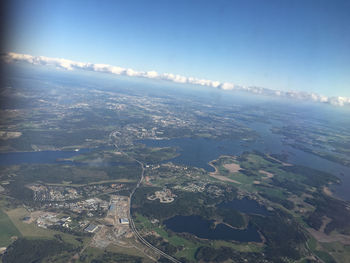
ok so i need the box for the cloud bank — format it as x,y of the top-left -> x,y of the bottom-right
3,52 -> 350,107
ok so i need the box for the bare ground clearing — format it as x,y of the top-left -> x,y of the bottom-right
209,161 -> 241,184
259,170 -> 274,179
323,186 -> 333,197
223,163 -> 242,173
267,155 -> 293,166
307,217 -> 350,245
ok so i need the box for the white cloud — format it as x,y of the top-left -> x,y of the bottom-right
329,96 -> 350,106
110,66 -> 126,75
2,52 -> 350,107
219,82 -> 234,90
144,71 -> 158,79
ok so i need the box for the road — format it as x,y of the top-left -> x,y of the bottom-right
111,136 -> 182,263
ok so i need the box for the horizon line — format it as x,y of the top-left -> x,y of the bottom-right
2,52 -> 350,107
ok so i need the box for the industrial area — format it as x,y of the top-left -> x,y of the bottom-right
91,195 -> 133,249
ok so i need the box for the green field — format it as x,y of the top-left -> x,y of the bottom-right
79,246 -> 152,263
5,207 -> 87,247
0,209 -> 21,247
134,213 -> 200,261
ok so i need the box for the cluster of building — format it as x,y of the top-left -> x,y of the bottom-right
237,190 -> 263,202
106,195 -> 129,225
40,197 -> 109,217
22,191 -> 133,243
88,195 -> 132,248
147,188 -> 176,203
175,182 -> 206,193
84,224 -> 99,233
29,184 -> 81,202
81,183 -> 125,197
206,185 -> 225,197
32,212 -> 72,229
28,183 -> 126,202
174,182 -> 225,197
32,211 -> 103,233
71,198 -> 109,215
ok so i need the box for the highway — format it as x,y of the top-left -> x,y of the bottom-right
110,134 -> 181,263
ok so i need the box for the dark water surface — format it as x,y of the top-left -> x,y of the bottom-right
140,121 -> 350,201
218,197 -> 270,216
0,149 -> 90,166
164,215 -> 261,242
140,137 -> 242,172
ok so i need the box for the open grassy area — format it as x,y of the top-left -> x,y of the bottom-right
320,242 -> 350,263
306,237 -> 338,263
134,213 -> 200,261
5,207 -> 86,247
79,245 -> 153,263
226,172 -> 256,185
106,244 -> 154,262
46,178 -> 136,187
135,213 -> 191,245
0,208 -> 21,247
212,240 -> 263,253
175,245 -> 200,261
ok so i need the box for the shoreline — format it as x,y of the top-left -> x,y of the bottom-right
208,157 -> 241,185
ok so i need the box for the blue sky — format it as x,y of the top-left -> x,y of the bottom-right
4,0 -> 350,97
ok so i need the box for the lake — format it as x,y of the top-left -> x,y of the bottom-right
139,137 -> 243,172
163,215 -> 261,242
0,149 -> 90,166
218,197 -> 270,216
140,121 -> 350,201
